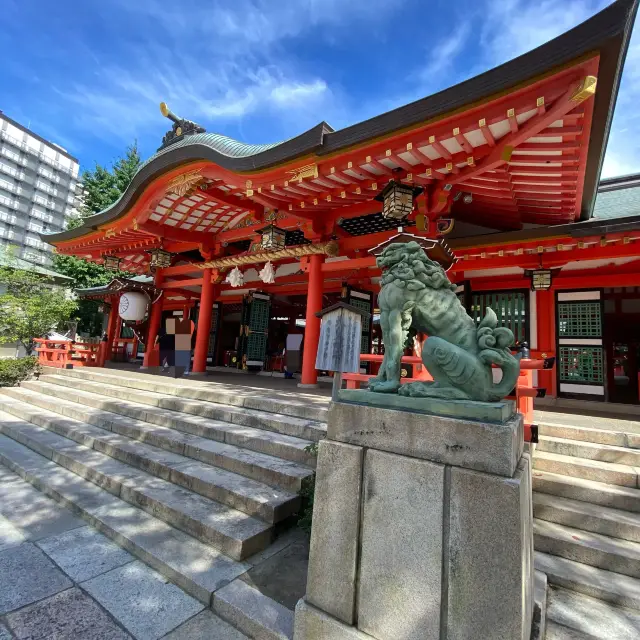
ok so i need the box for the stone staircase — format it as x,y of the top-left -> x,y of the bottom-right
0,366 -> 328,639
532,411 -> 640,638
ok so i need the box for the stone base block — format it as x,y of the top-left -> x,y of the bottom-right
328,400 -> 523,476
294,600 -> 373,640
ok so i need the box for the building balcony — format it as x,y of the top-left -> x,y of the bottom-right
0,130 -> 27,149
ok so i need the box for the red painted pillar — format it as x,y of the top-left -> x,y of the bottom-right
537,289 -> 557,396
105,295 -> 120,363
192,268 -> 214,374
143,271 -> 164,368
300,254 -> 324,386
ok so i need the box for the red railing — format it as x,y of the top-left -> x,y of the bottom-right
342,350 -> 556,443
34,339 -> 107,368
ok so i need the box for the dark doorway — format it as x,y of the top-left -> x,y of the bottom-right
604,288 -> 640,404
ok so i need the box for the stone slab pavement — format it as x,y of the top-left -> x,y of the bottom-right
0,463 -> 247,640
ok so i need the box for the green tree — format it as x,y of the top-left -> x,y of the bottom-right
0,265 -> 77,354
54,143 -> 141,335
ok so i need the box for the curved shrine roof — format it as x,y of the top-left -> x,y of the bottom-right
43,0 -> 638,256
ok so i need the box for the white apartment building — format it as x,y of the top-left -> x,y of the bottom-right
0,111 -> 81,265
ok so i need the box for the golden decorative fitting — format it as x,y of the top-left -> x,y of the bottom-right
479,118 -> 486,127
326,195 -> 332,202
406,142 -> 413,151
167,170 -> 204,197
429,135 -> 436,144
300,202 -> 305,208
515,248 -> 523,255
406,174 -> 413,181
245,180 -> 252,189
502,145 -> 514,162
105,228 -> 116,238
498,250 -> 504,257
330,167 -> 336,174
537,246 -> 544,253
340,191 -> 346,198
371,182 -> 377,190
480,252 -> 486,258
507,108 -> 515,118
286,163 -> 318,182
467,156 -> 474,166
537,97 -> 545,107
385,149 -> 392,157
313,198 -> 318,205
257,187 -> 262,193
288,204 -> 293,211
446,163 -> 453,171
284,180 -> 289,187
578,241 -> 585,249
197,240 -> 340,270
355,187 -> 361,195
557,244 -> 563,251
366,155 -> 372,163
265,210 -> 278,222
271,184 -> 275,191
132,218 -> 138,231
600,237 -> 607,247
624,237 -> 631,244
246,189 -> 254,197
425,169 -> 432,177
570,76 -> 598,104
453,127 -> 460,136
347,162 -> 353,169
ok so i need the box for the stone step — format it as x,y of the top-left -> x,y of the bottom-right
42,366 -> 329,424
545,586 -> 640,640
36,373 -> 326,443
533,450 -> 640,488
0,413 -> 273,560
3,386 -> 312,494
213,579 -> 294,640
533,518 -> 640,579
0,393 -> 301,524
533,470 -> 640,513
534,493 -> 640,543
539,423 -> 639,448
0,432 -> 250,604
21,378 -> 316,469
537,436 -> 640,467
535,551 -> 640,611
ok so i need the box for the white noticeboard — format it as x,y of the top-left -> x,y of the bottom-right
315,307 -> 363,374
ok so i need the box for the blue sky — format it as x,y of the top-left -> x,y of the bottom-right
2,0 -> 638,177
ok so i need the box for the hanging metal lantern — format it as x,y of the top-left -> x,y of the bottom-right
528,269 -> 553,291
257,224 -> 287,251
375,181 -> 422,220
149,248 -> 172,268
103,255 -> 121,271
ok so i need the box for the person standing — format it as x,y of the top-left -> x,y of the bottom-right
155,318 -> 175,372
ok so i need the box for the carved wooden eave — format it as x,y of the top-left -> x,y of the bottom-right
197,240 -> 339,270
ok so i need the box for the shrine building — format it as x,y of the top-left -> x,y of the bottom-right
42,0 -> 640,406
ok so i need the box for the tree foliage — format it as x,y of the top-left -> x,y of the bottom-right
0,266 -> 77,353
53,143 -> 141,335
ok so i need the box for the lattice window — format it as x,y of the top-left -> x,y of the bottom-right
247,333 -> 268,361
559,346 -> 604,383
471,292 -> 527,344
349,297 -> 372,353
558,302 -> 601,337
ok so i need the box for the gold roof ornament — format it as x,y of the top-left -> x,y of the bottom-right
571,76 -> 597,104
167,170 -> 204,197
286,163 -> 318,182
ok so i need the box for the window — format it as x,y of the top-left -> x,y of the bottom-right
558,302 -> 602,337
559,346 -> 604,383
470,291 -> 528,344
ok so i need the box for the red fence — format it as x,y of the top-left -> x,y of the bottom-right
34,339 -> 107,369
343,351 -> 556,443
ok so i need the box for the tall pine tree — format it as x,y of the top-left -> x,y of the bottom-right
54,144 -> 141,335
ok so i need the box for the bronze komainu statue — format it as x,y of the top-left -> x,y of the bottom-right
369,241 -> 521,402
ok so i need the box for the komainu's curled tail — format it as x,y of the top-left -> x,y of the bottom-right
476,308 -> 522,402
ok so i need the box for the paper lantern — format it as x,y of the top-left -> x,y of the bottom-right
119,292 -> 149,322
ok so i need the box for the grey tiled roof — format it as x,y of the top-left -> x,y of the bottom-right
593,182 -> 640,220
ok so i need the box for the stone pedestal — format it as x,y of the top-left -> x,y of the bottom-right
295,394 -> 534,640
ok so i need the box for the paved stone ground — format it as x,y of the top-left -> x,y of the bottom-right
0,463 -> 247,640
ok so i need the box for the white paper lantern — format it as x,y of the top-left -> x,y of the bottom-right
119,292 -> 149,322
